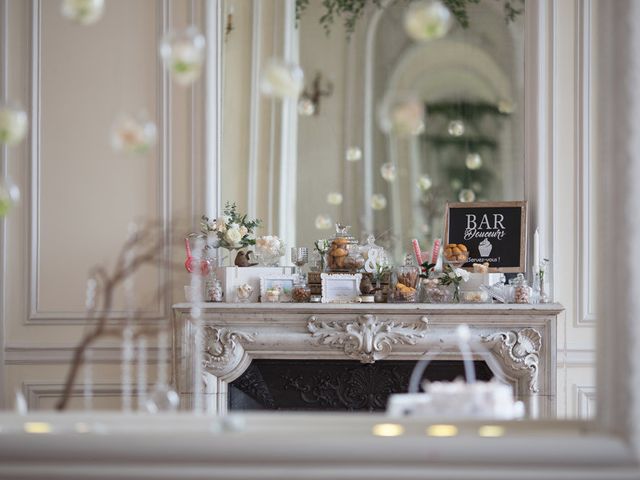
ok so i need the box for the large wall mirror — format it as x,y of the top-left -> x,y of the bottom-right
221,0 -> 525,262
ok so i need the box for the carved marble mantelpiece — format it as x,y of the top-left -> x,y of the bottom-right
172,303 -> 562,417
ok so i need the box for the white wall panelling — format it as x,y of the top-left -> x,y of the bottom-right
1,0 -> 204,407
575,384 -> 596,419
5,345 -> 168,365
575,0 -> 596,327
204,0 -> 222,219
27,0 -> 171,324
0,0 -> 8,406
21,381 -> 154,411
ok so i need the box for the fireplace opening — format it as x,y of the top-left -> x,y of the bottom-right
228,359 -> 494,412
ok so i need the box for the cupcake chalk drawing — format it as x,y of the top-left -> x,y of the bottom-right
479,238 -> 493,257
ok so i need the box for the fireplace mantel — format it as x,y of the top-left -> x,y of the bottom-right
172,303 -> 562,417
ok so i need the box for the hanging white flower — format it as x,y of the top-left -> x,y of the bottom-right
417,175 -> 433,191
379,95 -> 425,137
260,59 -> 304,100
345,147 -> 362,162
327,192 -> 343,205
61,0 -> 105,26
404,1 -> 453,42
160,27 -> 206,87
315,214 -> 333,230
0,105 -> 28,146
110,112 -> 157,155
370,194 -> 387,211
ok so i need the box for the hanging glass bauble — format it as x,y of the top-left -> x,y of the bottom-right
326,192 -> 343,206
260,58 -> 304,100
370,194 -> 387,211
450,178 -> 463,190
0,176 -> 20,217
417,174 -> 432,191
458,188 -> 476,203
160,27 -> 206,87
110,112 -> 157,155
0,104 -> 28,146
61,0 -> 105,26
345,146 -> 362,162
297,97 -> 315,116
315,214 -> 333,230
404,1 -> 452,42
498,99 -> 515,114
420,223 -> 431,235
145,384 -> 180,413
471,181 -> 483,192
379,93 -> 425,137
465,153 -> 482,170
447,120 -> 465,137
380,162 -> 397,182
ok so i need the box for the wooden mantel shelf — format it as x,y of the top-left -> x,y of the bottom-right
172,302 -> 563,417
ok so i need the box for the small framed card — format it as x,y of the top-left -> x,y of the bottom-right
321,273 -> 362,304
260,275 -> 296,302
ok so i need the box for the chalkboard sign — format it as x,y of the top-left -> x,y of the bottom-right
444,201 -> 527,272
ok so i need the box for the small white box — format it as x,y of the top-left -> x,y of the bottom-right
215,266 -> 293,303
461,273 -> 502,292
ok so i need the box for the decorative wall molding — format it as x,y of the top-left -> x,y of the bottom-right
0,0 -> 9,408
5,344 -> 169,365
307,314 -> 429,364
247,0 -> 262,219
563,348 -> 595,366
22,381 -> 153,410
575,384 -> 596,419
205,0 -> 223,218
26,0 -> 171,325
482,328 -> 541,393
574,0 -> 596,327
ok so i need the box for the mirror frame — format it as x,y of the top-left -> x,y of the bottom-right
205,0 -> 640,473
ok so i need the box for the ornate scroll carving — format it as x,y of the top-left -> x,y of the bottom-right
202,326 -> 254,377
481,328 -> 542,393
307,314 -> 429,363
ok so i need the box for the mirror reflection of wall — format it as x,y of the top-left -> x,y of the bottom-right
220,0 -> 524,260
293,1 -> 524,261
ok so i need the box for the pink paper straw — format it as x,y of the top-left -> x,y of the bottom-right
412,239 -> 423,265
431,239 -> 441,265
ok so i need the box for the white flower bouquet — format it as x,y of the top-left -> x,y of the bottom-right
200,202 -> 261,251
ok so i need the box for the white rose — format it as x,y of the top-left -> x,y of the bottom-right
448,271 -> 456,279
224,227 -> 242,247
454,268 -> 470,281
239,226 -> 248,237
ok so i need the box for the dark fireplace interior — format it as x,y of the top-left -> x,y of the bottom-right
229,359 -> 493,412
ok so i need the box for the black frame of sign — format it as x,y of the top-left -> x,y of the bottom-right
443,201 -> 527,273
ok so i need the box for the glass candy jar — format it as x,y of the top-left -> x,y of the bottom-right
327,224 -> 364,273
510,273 -> 531,304
390,254 -> 420,303
292,277 -> 311,303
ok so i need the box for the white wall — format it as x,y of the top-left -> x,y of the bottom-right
553,0 -> 596,418
0,0 -> 203,410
